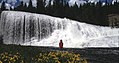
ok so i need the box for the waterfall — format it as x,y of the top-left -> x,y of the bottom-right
0,11 -> 119,48
0,11 -> 66,44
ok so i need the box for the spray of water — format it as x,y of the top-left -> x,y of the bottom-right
0,11 -> 119,48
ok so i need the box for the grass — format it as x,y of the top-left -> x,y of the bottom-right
0,44 -> 87,63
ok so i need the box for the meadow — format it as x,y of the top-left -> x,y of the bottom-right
0,44 -> 87,63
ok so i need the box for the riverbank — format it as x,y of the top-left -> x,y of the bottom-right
0,44 -> 119,63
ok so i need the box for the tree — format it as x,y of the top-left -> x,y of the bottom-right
45,0 -> 53,15
37,0 -> 45,13
63,2 -> 70,17
7,0 -> 119,26
1,1 -> 6,11
23,3 -> 27,12
27,0 -> 34,12
15,1 -> 24,11
10,6 -> 13,11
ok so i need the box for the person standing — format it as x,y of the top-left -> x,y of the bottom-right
59,40 -> 63,48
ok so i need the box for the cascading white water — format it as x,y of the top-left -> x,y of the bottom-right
0,11 -> 119,48
0,11 -> 67,44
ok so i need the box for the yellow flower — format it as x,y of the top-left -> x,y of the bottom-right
53,57 -> 58,60
5,52 -> 8,55
21,60 -> 24,63
50,54 -> 56,58
2,56 -> 5,59
14,55 -> 18,58
5,56 -> 8,58
51,52 -> 55,55
55,60 -> 60,63
32,58 -> 34,60
12,59 -> 16,62
8,61 -> 10,63
65,51 -> 68,53
71,60 -> 75,63
0,60 -> 3,63
72,58 -> 75,61
38,58 -> 42,61
57,61 -> 61,63
4,59 -> 7,61
10,57 -> 14,61
76,57 -> 80,61
82,59 -> 88,63
61,54 -> 65,57
77,54 -> 80,57
16,52 -> 19,54
74,54 -> 77,57
9,54 -> 12,56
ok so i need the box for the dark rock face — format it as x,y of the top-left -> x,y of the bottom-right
0,35 -> 3,44
108,14 -> 119,28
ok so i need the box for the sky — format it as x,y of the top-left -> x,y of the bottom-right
0,0 -> 37,7
0,0 -> 119,9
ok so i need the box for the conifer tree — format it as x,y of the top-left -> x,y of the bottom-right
45,0 -> 53,15
24,3 -> 27,12
16,1 -> 24,11
37,0 -> 45,13
1,1 -> 6,11
27,0 -> 33,12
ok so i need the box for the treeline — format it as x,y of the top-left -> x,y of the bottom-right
0,0 -> 119,26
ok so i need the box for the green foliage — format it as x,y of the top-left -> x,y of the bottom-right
0,44 -> 87,63
37,0 -> 45,13
27,0 -> 33,12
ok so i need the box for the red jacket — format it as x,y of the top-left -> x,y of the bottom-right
59,40 -> 63,48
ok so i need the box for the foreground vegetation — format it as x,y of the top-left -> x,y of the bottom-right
0,44 -> 87,63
